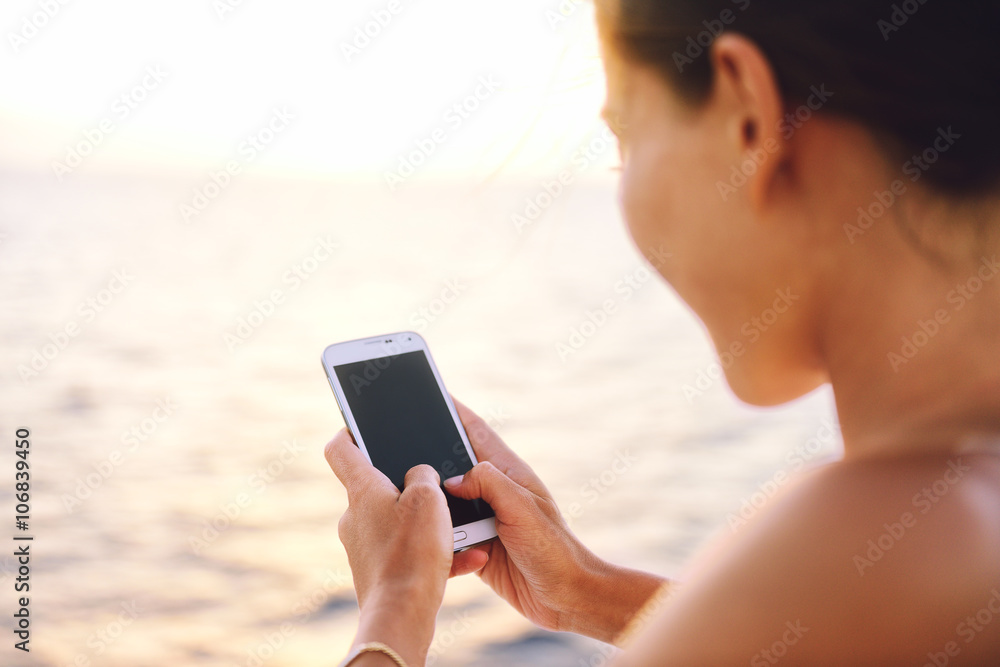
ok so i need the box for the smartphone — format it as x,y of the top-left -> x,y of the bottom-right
321,332 -> 497,551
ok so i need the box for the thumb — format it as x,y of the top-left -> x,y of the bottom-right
399,464 -> 448,515
444,462 -> 533,524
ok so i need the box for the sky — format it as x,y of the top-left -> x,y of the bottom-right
0,0 -> 612,180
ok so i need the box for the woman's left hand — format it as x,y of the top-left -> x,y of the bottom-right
325,427 -> 474,664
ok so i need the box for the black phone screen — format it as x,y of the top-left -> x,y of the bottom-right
333,350 -> 494,527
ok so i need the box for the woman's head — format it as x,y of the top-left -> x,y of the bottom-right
597,0 -> 1000,195
595,1 -> 1000,406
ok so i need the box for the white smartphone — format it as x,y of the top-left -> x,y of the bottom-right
321,331 -> 497,551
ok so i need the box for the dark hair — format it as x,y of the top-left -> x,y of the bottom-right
596,0 -> 1000,197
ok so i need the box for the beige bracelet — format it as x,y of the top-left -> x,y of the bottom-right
339,641 -> 408,667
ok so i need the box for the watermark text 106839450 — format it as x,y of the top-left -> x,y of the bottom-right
13,427 -> 33,653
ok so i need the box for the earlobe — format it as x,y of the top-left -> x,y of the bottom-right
709,33 -> 788,213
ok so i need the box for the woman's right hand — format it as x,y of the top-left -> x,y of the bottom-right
445,399 -> 668,644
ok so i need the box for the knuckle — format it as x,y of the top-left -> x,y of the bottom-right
477,461 -> 509,490
538,496 -> 565,523
406,482 -> 441,503
472,461 -> 496,478
399,482 -> 442,513
337,512 -> 353,541
462,462 -> 490,488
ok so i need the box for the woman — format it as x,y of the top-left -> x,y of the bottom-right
326,1 -> 1000,664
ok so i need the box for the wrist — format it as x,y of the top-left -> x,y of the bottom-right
559,552 -> 670,645
354,586 -> 443,665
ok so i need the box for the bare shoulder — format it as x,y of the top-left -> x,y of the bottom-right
618,452 -> 1000,666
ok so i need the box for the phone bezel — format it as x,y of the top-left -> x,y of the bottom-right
321,331 -> 497,552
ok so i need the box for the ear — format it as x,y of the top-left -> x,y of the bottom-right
708,33 -> 787,212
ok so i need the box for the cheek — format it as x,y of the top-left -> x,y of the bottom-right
619,150 -> 675,259
616,134 -> 737,313
617,140 -> 697,282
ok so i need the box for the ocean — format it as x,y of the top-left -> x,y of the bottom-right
0,167 -> 839,666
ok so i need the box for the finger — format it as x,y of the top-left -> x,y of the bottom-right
403,463 -> 442,490
450,548 -> 489,577
397,464 -> 450,514
452,397 -> 550,496
324,429 -> 396,502
397,465 -> 453,550
443,461 -> 536,526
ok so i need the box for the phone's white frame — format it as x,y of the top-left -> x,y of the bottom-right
321,331 -> 497,552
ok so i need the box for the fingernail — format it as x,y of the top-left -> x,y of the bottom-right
443,475 -> 463,488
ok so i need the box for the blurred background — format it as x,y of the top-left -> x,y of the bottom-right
0,1 -> 839,665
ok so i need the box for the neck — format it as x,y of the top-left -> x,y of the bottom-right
819,215 -> 1000,460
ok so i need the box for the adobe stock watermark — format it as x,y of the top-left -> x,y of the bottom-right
409,279 -> 467,333
347,401 -> 506,481
234,624 -> 296,667
682,287 -> 800,403
426,610 -> 476,666
180,106 -> 295,223
556,245 -> 672,363
16,268 -> 135,382
189,439 -> 306,555
224,235 -> 338,352
512,120 -> 623,235
887,255 -> 999,372
339,337 -> 422,397
213,0 -> 250,20
545,0 -> 587,31
52,65 -> 168,181
726,418 -> 839,532
672,0 -> 751,73
462,405 -> 512,451
877,0 -> 931,41
843,126 -> 961,243
853,458 -> 969,576
65,600 -> 143,666
290,568 -> 352,624
60,398 -> 178,513
576,644 -> 621,667
340,0 -> 412,64
717,84 -> 833,202
7,0 -> 73,53
234,569 -> 351,667
921,588 -> 1000,667
563,449 -> 639,527
384,75 -> 501,191
616,584 -> 677,646
750,620 -> 809,666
